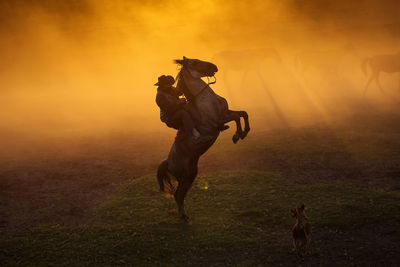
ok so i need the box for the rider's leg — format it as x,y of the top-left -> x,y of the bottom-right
171,110 -> 195,140
184,105 -> 202,137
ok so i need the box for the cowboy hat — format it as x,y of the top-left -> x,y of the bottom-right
154,75 -> 175,86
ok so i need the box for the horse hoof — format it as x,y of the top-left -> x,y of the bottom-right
232,134 -> 240,144
240,131 -> 248,139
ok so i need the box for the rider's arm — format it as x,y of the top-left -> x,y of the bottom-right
172,86 -> 184,97
156,94 -> 185,114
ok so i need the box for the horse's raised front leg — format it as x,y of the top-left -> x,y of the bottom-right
223,111 -> 243,144
236,110 -> 250,139
223,110 -> 250,143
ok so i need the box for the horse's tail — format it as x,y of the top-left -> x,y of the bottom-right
361,58 -> 370,76
157,160 -> 178,198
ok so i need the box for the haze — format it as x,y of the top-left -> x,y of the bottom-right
1,0 -> 399,153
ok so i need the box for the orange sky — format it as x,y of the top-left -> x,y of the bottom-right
0,0 -> 399,139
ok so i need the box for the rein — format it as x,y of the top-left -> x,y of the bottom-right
196,75 -> 216,96
207,75 -> 217,85
180,67 -> 216,98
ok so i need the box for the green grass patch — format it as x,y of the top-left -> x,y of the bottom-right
97,171 -> 400,229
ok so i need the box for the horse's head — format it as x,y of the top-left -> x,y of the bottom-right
175,56 -> 218,78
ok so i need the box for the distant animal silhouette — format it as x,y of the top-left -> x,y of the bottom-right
212,47 -> 281,91
291,204 -> 311,258
213,48 -> 281,73
361,52 -> 400,96
295,44 -> 357,78
157,57 -> 250,223
212,48 -> 289,128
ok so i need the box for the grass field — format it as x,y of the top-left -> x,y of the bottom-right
1,171 -> 399,266
1,109 -> 400,266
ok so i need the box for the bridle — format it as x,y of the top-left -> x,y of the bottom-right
207,75 -> 217,85
179,60 -> 217,97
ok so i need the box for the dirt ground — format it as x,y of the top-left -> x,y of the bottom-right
1,106 -> 400,230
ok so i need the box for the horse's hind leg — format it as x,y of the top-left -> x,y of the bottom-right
174,176 -> 195,223
363,73 -> 375,97
398,74 -> 400,92
375,71 -> 385,95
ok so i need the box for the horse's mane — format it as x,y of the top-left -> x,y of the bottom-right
173,59 -> 183,86
174,59 -> 182,65
174,64 -> 196,101
174,66 -> 183,90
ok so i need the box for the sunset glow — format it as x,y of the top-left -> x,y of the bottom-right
1,1 -> 399,145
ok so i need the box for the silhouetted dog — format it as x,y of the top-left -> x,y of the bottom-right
291,204 -> 311,258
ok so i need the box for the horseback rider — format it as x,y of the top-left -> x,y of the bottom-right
155,75 -> 204,141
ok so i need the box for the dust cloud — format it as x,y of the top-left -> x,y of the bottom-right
1,0 -> 400,155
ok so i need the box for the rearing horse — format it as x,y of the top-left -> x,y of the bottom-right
157,57 -> 250,223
